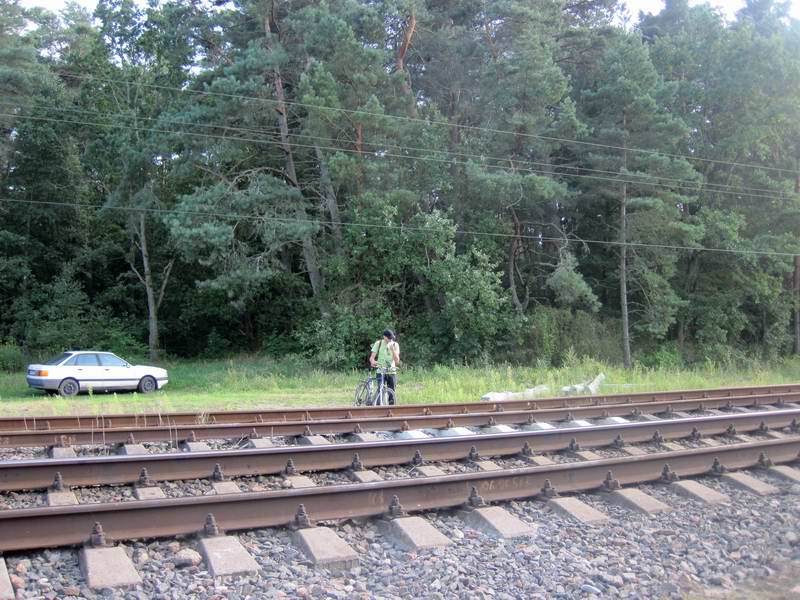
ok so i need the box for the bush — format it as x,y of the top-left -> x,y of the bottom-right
0,340 -> 24,372
637,343 -> 684,369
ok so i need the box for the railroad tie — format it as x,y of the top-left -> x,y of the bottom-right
198,514 -> 260,577
721,472 -> 780,496
548,497 -> 610,525
290,505 -> 359,574
46,473 -> 78,507
79,523 -> 142,590
0,558 -> 13,600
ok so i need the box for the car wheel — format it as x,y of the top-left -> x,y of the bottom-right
138,376 -> 157,394
58,378 -> 80,397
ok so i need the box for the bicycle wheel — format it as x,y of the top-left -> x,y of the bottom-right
381,387 -> 396,406
354,380 -> 371,406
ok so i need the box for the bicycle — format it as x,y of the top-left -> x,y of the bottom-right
354,366 -> 396,406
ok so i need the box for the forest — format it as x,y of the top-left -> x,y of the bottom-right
1,0 -> 799,370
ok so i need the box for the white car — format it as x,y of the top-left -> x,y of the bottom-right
26,351 -> 169,397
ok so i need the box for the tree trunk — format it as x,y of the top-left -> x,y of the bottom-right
507,209 -> 529,314
266,5 -> 327,316
794,255 -> 800,355
396,8 -> 417,117
620,184 -> 632,369
314,144 -> 342,252
620,110 -> 632,369
129,212 -> 174,362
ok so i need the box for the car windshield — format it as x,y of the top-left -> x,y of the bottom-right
44,353 -> 73,366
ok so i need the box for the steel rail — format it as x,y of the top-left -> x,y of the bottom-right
2,391 -> 800,448
2,408 -> 798,492
0,437 -> 798,552
3,382 -> 798,432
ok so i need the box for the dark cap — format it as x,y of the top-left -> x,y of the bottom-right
383,329 -> 396,340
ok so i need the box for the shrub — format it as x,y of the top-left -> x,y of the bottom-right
0,340 -> 24,372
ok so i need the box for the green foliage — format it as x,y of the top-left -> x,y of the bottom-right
0,340 -> 24,372
0,0 -> 798,369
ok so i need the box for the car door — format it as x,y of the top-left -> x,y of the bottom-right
98,353 -> 136,390
73,354 -> 104,391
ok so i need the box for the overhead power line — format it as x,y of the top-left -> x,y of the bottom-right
28,67 -> 800,177
2,197 -> 796,258
2,99 -> 789,200
3,111 -> 797,205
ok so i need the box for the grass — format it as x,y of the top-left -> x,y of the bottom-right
1,355 -> 800,418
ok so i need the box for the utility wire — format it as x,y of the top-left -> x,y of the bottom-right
2,197 -> 796,258
3,111 -> 797,204
3,99 -> 789,199
31,67 -> 800,176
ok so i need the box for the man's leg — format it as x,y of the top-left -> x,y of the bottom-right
375,372 -> 385,405
387,374 -> 397,404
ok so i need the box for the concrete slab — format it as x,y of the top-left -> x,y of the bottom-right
116,444 -> 148,456
181,441 -> 211,452
526,455 -> 555,466
80,546 -> 142,589
722,472 -> 779,496
595,417 -> 629,426
636,414 -> 662,422
378,516 -> 452,551
436,427 -> 475,438
557,420 -> 593,429
620,446 -> 647,456
47,446 -> 77,459
474,460 -> 502,472
766,431 -> 787,439
661,442 -> 684,452
246,438 -> 274,449
296,435 -> 331,446
671,480 -> 730,505
730,434 -> 755,444
133,486 -> 166,500
608,488 -> 672,515
285,475 -> 317,488
413,465 -> 446,477
522,422 -> 556,432
481,425 -> 516,434
704,409 -> 726,415
199,535 -> 260,577
0,558 -> 13,600
349,432 -> 382,443
700,438 -> 723,447
548,497 -> 609,524
671,411 -> 694,419
350,470 -> 383,483
730,406 -> 752,413
292,527 -> 359,574
47,490 -> 78,507
394,430 -> 430,440
768,466 -> 800,484
212,481 -> 241,495
574,451 -> 601,461
459,506 -> 535,539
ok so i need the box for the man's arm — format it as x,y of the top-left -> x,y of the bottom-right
389,342 -> 400,366
369,351 -> 378,367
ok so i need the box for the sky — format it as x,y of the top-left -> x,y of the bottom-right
18,0 -> 800,22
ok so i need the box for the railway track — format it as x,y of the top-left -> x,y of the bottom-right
2,395 -> 800,596
4,386 -> 800,447
1,435 -> 798,552
4,381 -> 798,432
1,406 -> 798,491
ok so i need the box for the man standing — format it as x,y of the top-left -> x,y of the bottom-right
370,329 -> 400,403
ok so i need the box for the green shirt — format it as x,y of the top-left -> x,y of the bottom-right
371,339 -> 399,373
